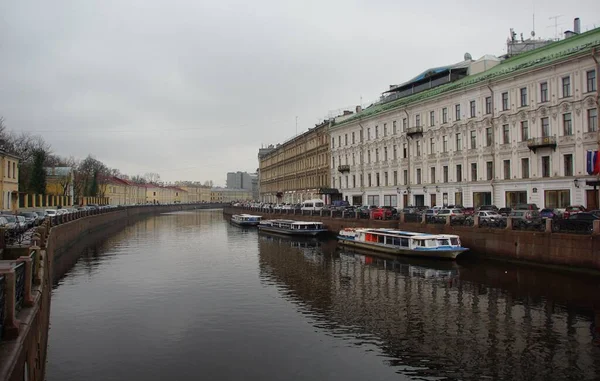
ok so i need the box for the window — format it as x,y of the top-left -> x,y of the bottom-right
375,126 -> 379,139
376,172 -> 380,186
521,121 -> 529,141
352,153 -> 355,165
416,141 -> 421,156
338,136 -> 341,147
501,92 -> 509,111
430,111 -> 435,126
455,133 -> 462,151
384,146 -> 388,161
456,164 -> 462,182
541,117 -> 550,137
331,137 -> 335,148
470,130 -> 476,149
430,138 -> 435,154
393,170 -> 398,186
486,161 -> 493,180
589,108 -> 598,132
502,124 -> 510,144
415,114 -> 421,127
443,166 -> 449,183
367,150 -> 371,163
470,100 -> 476,118
442,107 -> 448,123
545,190 -> 571,209
393,145 -> 397,160
12,162 -> 16,179
402,118 -> 407,131
393,120 -> 397,134
521,158 -> 529,179
563,113 -> 572,136
403,144 -> 407,158
442,135 -> 448,152
564,154 -> 573,176
503,160 -> 511,180
383,195 -> 397,206
383,123 -> 387,137
542,156 -> 550,178
352,132 -> 355,144
455,104 -> 461,120
344,134 -> 348,145
352,175 -> 356,188
360,174 -> 363,186
540,82 -> 548,102
7,161 -> 10,178
430,167 -> 436,183
485,96 -> 492,114
367,195 -> 379,206
486,127 -> 493,146
359,129 -> 363,142
367,128 -> 371,140
562,76 -> 571,97
403,170 -> 408,185
416,168 -> 422,184
587,70 -> 597,92
375,148 -> 379,162
332,157 -> 336,167
471,163 -> 477,181
368,173 -> 372,187
520,87 -> 528,107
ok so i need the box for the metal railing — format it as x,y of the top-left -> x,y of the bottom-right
526,136 -> 557,148
14,262 -> 25,311
0,275 -> 4,341
30,250 -> 37,288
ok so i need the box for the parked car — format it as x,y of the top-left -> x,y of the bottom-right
1,214 -> 23,233
371,207 -> 393,220
300,199 -> 325,212
498,208 -> 512,216
16,216 -> 28,230
423,209 -> 438,222
554,212 -> 599,233
435,209 -> 465,223
477,205 -> 499,212
57,208 -> 70,215
462,207 -> 475,216
509,209 -> 542,229
19,212 -> 38,228
540,208 -> 562,220
563,205 -> 586,219
514,203 -> 539,210
476,211 -> 505,227
45,209 -> 58,217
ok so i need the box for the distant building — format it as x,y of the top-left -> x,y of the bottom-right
226,171 -> 252,190
45,167 -> 74,199
210,187 -> 252,202
1,149 -> 19,211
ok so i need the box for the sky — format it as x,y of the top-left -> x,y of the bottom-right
1,1 -> 599,186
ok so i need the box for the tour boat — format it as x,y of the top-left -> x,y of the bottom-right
337,228 -> 468,259
231,214 -> 262,226
258,219 -> 327,236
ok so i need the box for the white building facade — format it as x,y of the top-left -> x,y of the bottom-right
330,29 -> 600,209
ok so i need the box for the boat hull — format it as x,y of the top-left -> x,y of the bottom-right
338,237 -> 467,259
258,225 -> 327,236
231,219 -> 260,227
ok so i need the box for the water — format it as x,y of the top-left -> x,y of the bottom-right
46,210 -> 600,380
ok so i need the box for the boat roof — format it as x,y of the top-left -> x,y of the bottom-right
357,228 -> 459,239
239,214 -> 261,217
267,219 -> 323,225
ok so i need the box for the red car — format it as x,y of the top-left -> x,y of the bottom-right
371,207 -> 392,220
563,205 -> 586,219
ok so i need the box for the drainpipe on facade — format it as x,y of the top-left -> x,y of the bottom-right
592,48 -> 600,208
358,120 -> 365,205
486,83 -> 496,206
403,109 -> 411,207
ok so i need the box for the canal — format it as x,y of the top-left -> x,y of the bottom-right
46,209 -> 600,380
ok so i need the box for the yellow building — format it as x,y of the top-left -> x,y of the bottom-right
44,167 -> 74,197
178,185 -> 211,203
0,149 -> 20,211
210,188 -> 252,202
258,120 -> 333,204
144,184 -> 189,204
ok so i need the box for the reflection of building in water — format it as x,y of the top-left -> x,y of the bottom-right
258,238 -> 600,380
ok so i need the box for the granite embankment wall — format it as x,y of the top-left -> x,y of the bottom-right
223,207 -> 600,273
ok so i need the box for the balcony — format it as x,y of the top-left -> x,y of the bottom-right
406,126 -> 423,137
527,136 -> 557,152
337,164 -> 350,173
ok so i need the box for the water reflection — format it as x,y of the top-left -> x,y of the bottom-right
258,236 -> 600,380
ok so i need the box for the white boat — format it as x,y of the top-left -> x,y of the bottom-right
258,219 -> 327,236
337,228 -> 469,259
231,214 -> 262,226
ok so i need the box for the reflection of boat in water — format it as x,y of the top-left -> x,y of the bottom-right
259,231 -> 322,248
230,214 -> 262,226
339,247 -> 460,280
338,227 -> 468,259
258,219 -> 327,236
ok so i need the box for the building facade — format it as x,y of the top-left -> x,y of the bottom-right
330,28 -> 600,209
0,149 -> 19,211
210,187 -> 252,202
259,121 -> 332,203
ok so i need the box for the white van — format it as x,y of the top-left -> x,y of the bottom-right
301,199 -> 325,211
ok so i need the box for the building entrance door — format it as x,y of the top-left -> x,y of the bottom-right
586,189 -> 598,210
430,194 -> 437,207
414,195 -> 425,206
352,196 -> 363,206
403,194 -> 409,207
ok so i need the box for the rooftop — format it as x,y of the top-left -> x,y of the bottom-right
334,26 -> 600,128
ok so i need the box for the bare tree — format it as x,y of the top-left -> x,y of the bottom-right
144,172 -> 161,185
130,174 -> 147,184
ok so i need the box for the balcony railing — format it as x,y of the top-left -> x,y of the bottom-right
406,126 -> 423,137
337,165 -> 350,173
527,136 -> 557,152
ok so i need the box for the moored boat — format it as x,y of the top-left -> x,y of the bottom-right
258,219 -> 327,236
337,228 -> 468,259
231,214 -> 262,226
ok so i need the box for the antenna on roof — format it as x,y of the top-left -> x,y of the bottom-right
548,15 -> 563,39
532,4 -> 536,38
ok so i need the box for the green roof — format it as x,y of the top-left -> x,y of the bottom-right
335,27 -> 600,128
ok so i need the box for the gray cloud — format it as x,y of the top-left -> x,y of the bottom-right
1,0 -> 599,184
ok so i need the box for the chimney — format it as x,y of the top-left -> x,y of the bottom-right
343,110 -> 353,116
574,17 -> 581,34
355,105 -> 362,113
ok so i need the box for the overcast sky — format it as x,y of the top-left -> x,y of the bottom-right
1,1 -> 599,185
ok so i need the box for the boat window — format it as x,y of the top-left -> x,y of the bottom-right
392,237 -> 400,246
400,238 -> 409,247
450,238 -> 459,245
426,240 -> 437,247
437,239 -> 450,246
